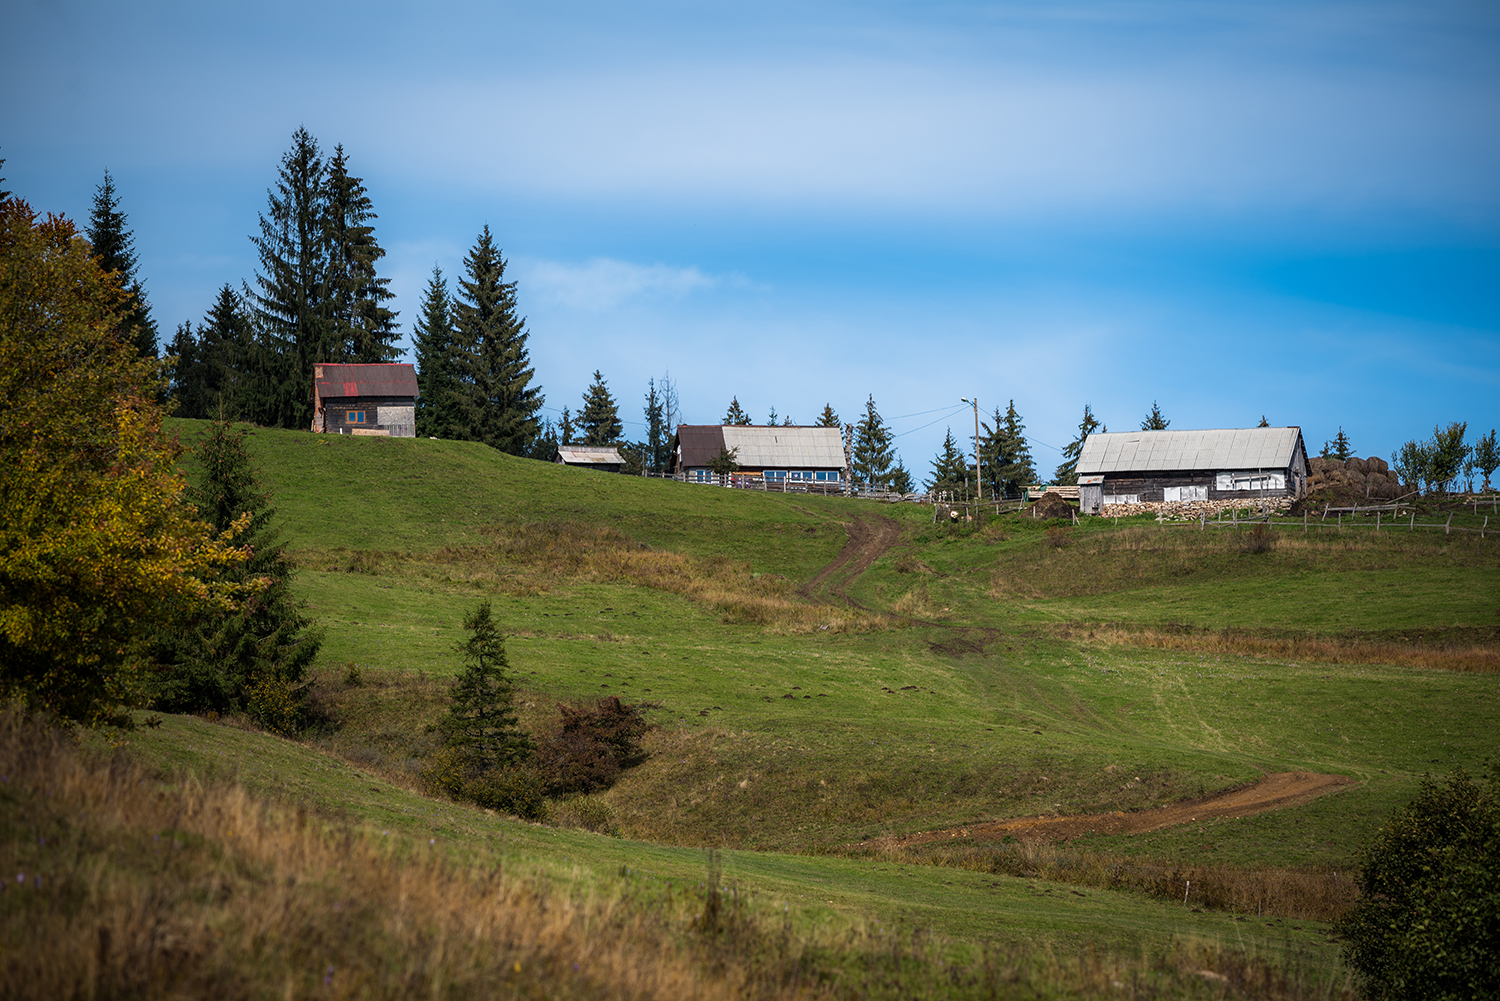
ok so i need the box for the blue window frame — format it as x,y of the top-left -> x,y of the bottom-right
765,470 -> 787,480
816,470 -> 840,481
348,410 -> 367,424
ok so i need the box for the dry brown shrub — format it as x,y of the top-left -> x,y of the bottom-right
1042,525 -> 1072,549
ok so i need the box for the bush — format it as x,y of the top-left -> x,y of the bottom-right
536,696 -> 656,795
1042,526 -> 1071,549
1239,523 -> 1276,554
1337,765 -> 1500,1000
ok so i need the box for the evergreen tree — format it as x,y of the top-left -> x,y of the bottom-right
578,369 -> 622,444
412,265 -> 461,438
0,150 -> 9,201
530,418 -> 560,460
926,428 -> 968,496
170,286 -> 256,420
558,406 -> 576,445
437,600 -> 535,771
86,169 -> 157,358
782,413 -> 794,426
152,419 -> 321,732
1140,400 -> 1170,430
815,404 -> 841,428
1322,427 -> 1354,461
644,378 -> 669,474
168,322 -> 206,418
250,128 -> 332,430
980,400 -> 1036,499
1055,403 -> 1102,485
1258,415 -> 1270,428
890,461 -> 914,496
852,394 -> 895,489
658,372 -> 680,434
723,396 -> 751,425
451,225 -> 542,454
766,405 -> 779,425
323,145 -> 399,363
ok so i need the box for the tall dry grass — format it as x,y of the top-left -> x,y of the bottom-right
1,711 -> 1358,1000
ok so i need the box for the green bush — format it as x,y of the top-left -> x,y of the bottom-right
1337,765 -> 1500,1000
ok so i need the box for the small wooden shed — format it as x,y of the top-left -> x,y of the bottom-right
311,363 -> 419,437
554,445 -> 626,473
1075,427 -> 1309,514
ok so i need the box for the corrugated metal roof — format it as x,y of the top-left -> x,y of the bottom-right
721,426 -> 846,468
313,363 -> 419,399
1077,427 -> 1305,474
556,447 -> 624,466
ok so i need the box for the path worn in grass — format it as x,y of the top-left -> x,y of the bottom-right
877,771 -> 1357,847
799,513 -> 901,606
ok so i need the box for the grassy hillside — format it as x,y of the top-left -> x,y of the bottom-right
9,417 -> 1494,997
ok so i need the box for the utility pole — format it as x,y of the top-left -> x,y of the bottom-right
960,397 -> 981,502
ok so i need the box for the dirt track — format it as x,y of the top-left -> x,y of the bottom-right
799,514 -> 901,607
877,772 -> 1357,847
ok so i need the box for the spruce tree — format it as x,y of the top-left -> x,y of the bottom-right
1258,415 -> 1270,428
890,461 -> 914,495
1055,403 -> 1102,485
1322,427 -> 1354,462
644,378 -> 669,474
578,370 -> 622,444
766,405 -> 779,425
168,321 -> 207,418
926,428 -> 968,496
451,226 -> 542,453
558,406 -> 576,445
980,400 -> 1035,499
722,396 -> 751,425
1141,401 -> 1170,431
815,404 -> 841,428
323,145 -> 399,363
250,128 -> 332,430
412,265 -> 461,438
852,395 -> 895,489
86,169 -> 157,358
152,419 -> 320,731
437,600 -> 534,771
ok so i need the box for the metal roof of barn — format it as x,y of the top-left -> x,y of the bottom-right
721,426 -> 845,468
675,425 -> 728,468
1077,427 -> 1305,474
313,363 -> 419,400
556,446 -> 625,466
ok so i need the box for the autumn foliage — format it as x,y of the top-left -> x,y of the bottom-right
0,199 -> 251,727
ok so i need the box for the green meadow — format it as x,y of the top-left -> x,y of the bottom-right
22,419 -> 1498,997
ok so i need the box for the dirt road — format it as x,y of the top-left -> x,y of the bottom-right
799,514 -> 901,607
878,771 -> 1357,847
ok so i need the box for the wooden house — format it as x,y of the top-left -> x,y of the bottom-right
1075,427 -> 1309,514
554,445 -> 626,473
669,425 -> 847,484
311,363 -> 419,438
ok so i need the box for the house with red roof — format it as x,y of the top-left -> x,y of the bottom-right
311,363 -> 419,437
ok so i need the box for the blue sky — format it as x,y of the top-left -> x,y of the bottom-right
4,0 -> 1497,477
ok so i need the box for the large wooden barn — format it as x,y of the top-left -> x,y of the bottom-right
669,425 -> 847,484
311,363 -> 419,438
1075,427 -> 1309,514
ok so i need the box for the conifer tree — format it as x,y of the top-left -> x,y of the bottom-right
578,370 -> 622,444
926,428 -> 968,496
644,378 -> 669,474
1055,403 -> 1102,485
250,128 -> 332,430
437,600 -> 534,771
86,170 -> 157,358
1140,401 -> 1170,431
815,404 -> 841,428
451,226 -> 542,453
852,395 -> 895,489
1322,427 -> 1354,462
890,461 -> 914,495
323,145 -> 399,362
980,400 -> 1036,499
169,286 -> 256,420
151,419 -> 321,731
766,405 -> 779,425
723,396 -> 751,425
1258,415 -> 1270,428
558,406 -> 576,445
412,265 -> 460,438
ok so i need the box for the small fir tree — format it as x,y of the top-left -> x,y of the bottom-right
766,405 -> 779,425
980,400 -> 1036,499
1323,427 -> 1354,461
852,395 -> 895,489
578,369 -> 622,444
889,460 -> 914,496
558,406 -> 576,445
1140,401 -> 1170,431
926,428 -> 968,496
1055,403 -> 1102,485
644,378 -> 669,474
722,396 -> 751,425
706,445 -> 740,476
86,169 -> 157,359
1257,415 -> 1270,428
436,600 -> 534,772
815,404 -> 841,428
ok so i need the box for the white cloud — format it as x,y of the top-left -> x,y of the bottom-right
516,257 -> 740,311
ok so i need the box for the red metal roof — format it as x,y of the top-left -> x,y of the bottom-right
313,363 -> 419,400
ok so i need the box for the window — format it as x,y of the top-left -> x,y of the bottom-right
1215,471 -> 1285,492
1163,485 -> 1208,502
816,470 -> 840,482
765,470 -> 787,481
347,410 -> 367,425
1103,494 -> 1140,506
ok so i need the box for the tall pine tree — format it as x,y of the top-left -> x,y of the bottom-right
980,400 -> 1035,499
644,378 -> 669,473
170,285 -> 256,420
926,428 -> 968,496
86,169 -> 157,358
852,395 -> 896,489
578,370 -> 622,445
412,265 -> 461,438
250,128 -> 332,430
451,226 -> 543,454
323,145 -> 399,363
1055,403 -> 1102,485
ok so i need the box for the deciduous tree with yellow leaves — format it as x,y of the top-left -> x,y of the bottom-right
0,198 -> 252,728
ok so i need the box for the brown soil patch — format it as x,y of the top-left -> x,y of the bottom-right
879,771 -> 1357,847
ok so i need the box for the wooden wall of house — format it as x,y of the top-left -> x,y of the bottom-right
1101,471 -> 1294,503
321,396 -> 417,437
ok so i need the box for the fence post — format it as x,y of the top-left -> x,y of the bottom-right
1446,512 -> 1453,535
1410,512 -> 1415,531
